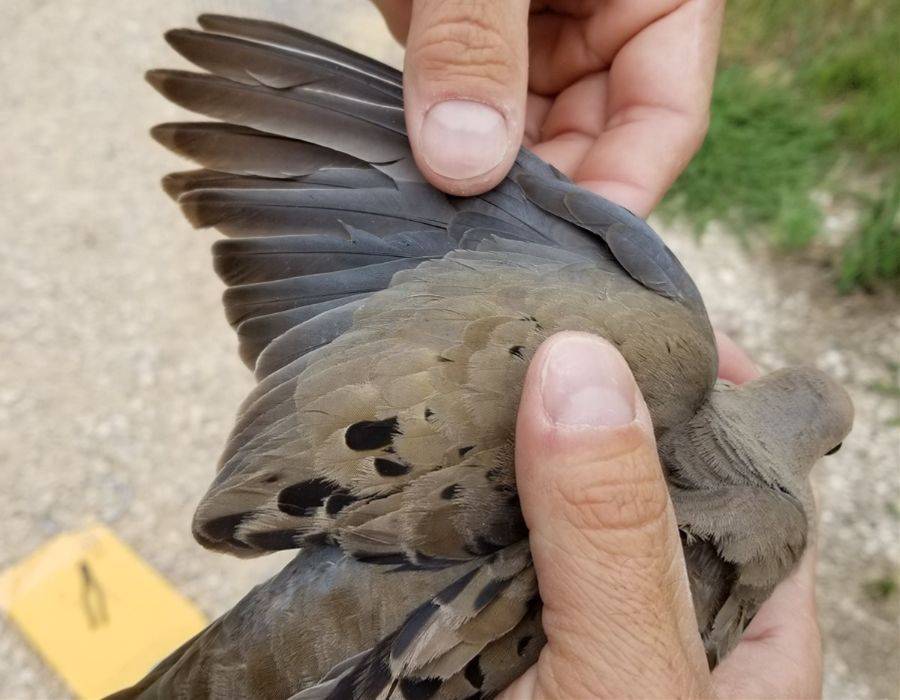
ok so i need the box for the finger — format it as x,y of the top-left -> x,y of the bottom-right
712,547 -> 822,699
507,332 -> 710,698
403,0 -> 530,195
573,0 -> 725,216
530,72 -> 606,173
529,1 -> 678,95
523,92 -> 552,147
371,0 -> 412,44
714,329 -> 760,384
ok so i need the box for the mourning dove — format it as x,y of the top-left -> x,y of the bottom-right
112,15 -> 853,699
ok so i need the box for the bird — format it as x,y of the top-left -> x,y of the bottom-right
112,14 -> 854,699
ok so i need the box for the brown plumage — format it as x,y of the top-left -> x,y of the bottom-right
110,15 -> 853,699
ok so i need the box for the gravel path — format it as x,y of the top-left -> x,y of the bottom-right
1,2 -> 896,698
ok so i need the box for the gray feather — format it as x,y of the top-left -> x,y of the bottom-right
223,258 -> 423,326
196,13 -> 403,91
165,28 -> 401,101
152,122 -> 367,178
253,297 -> 365,379
515,172 -> 704,306
145,69 -> 409,166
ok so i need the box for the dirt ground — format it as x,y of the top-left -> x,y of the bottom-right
1,1 -> 897,698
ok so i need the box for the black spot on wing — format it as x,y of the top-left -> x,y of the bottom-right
473,535 -> 498,555
458,445 -> 475,457
196,512 -> 254,551
325,492 -> 358,515
399,676 -> 442,700
435,568 -> 479,605
463,656 -> 484,689
440,483 -> 459,500
474,576 -> 514,609
392,600 -> 440,659
345,417 -> 399,451
332,648 -> 392,700
374,457 -> 411,477
517,635 -> 533,657
243,529 -> 299,550
202,511 -> 249,541
509,345 -> 525,358
277,478 -> 335,517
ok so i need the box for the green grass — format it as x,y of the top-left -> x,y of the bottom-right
665,0 -> 900,290
838,178 -> 900,291
664,67 -> 835,250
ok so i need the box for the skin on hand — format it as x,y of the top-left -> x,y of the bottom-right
372,0 -> 724,214
499,332 -> 822,699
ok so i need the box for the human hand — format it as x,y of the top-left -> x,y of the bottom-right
502,331 -> 822,699
372,0 -> 724,214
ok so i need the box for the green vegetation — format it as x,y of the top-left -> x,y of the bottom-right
866,360 -> 900,397
863,575 -> 898,602
664,67 -> 835,250
664,0 -> 900,290
838,179 -> 900,291
868,360 -> 900,427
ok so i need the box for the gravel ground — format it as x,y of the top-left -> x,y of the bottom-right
1,2 -> 897,698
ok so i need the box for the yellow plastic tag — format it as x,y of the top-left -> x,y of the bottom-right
0,524 -> 207,699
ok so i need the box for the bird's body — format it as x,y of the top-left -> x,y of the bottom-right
113,15 -> 853,699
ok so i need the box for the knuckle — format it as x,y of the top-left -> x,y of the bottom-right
556,464 -> 669,534
410,12 -> 519,89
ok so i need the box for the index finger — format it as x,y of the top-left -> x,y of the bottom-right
574,0 -> 724,216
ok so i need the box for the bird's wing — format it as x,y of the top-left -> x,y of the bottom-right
148,14 -> 709,377
188,243 -> 713,562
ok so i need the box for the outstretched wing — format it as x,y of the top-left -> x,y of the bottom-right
149,14 -> 706,381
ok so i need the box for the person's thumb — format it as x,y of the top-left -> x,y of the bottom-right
506,332 -> 711,699
403,0 -> 529,195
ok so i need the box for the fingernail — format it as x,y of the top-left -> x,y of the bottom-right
541,335 -> 636,427
420,99 -> 508,180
